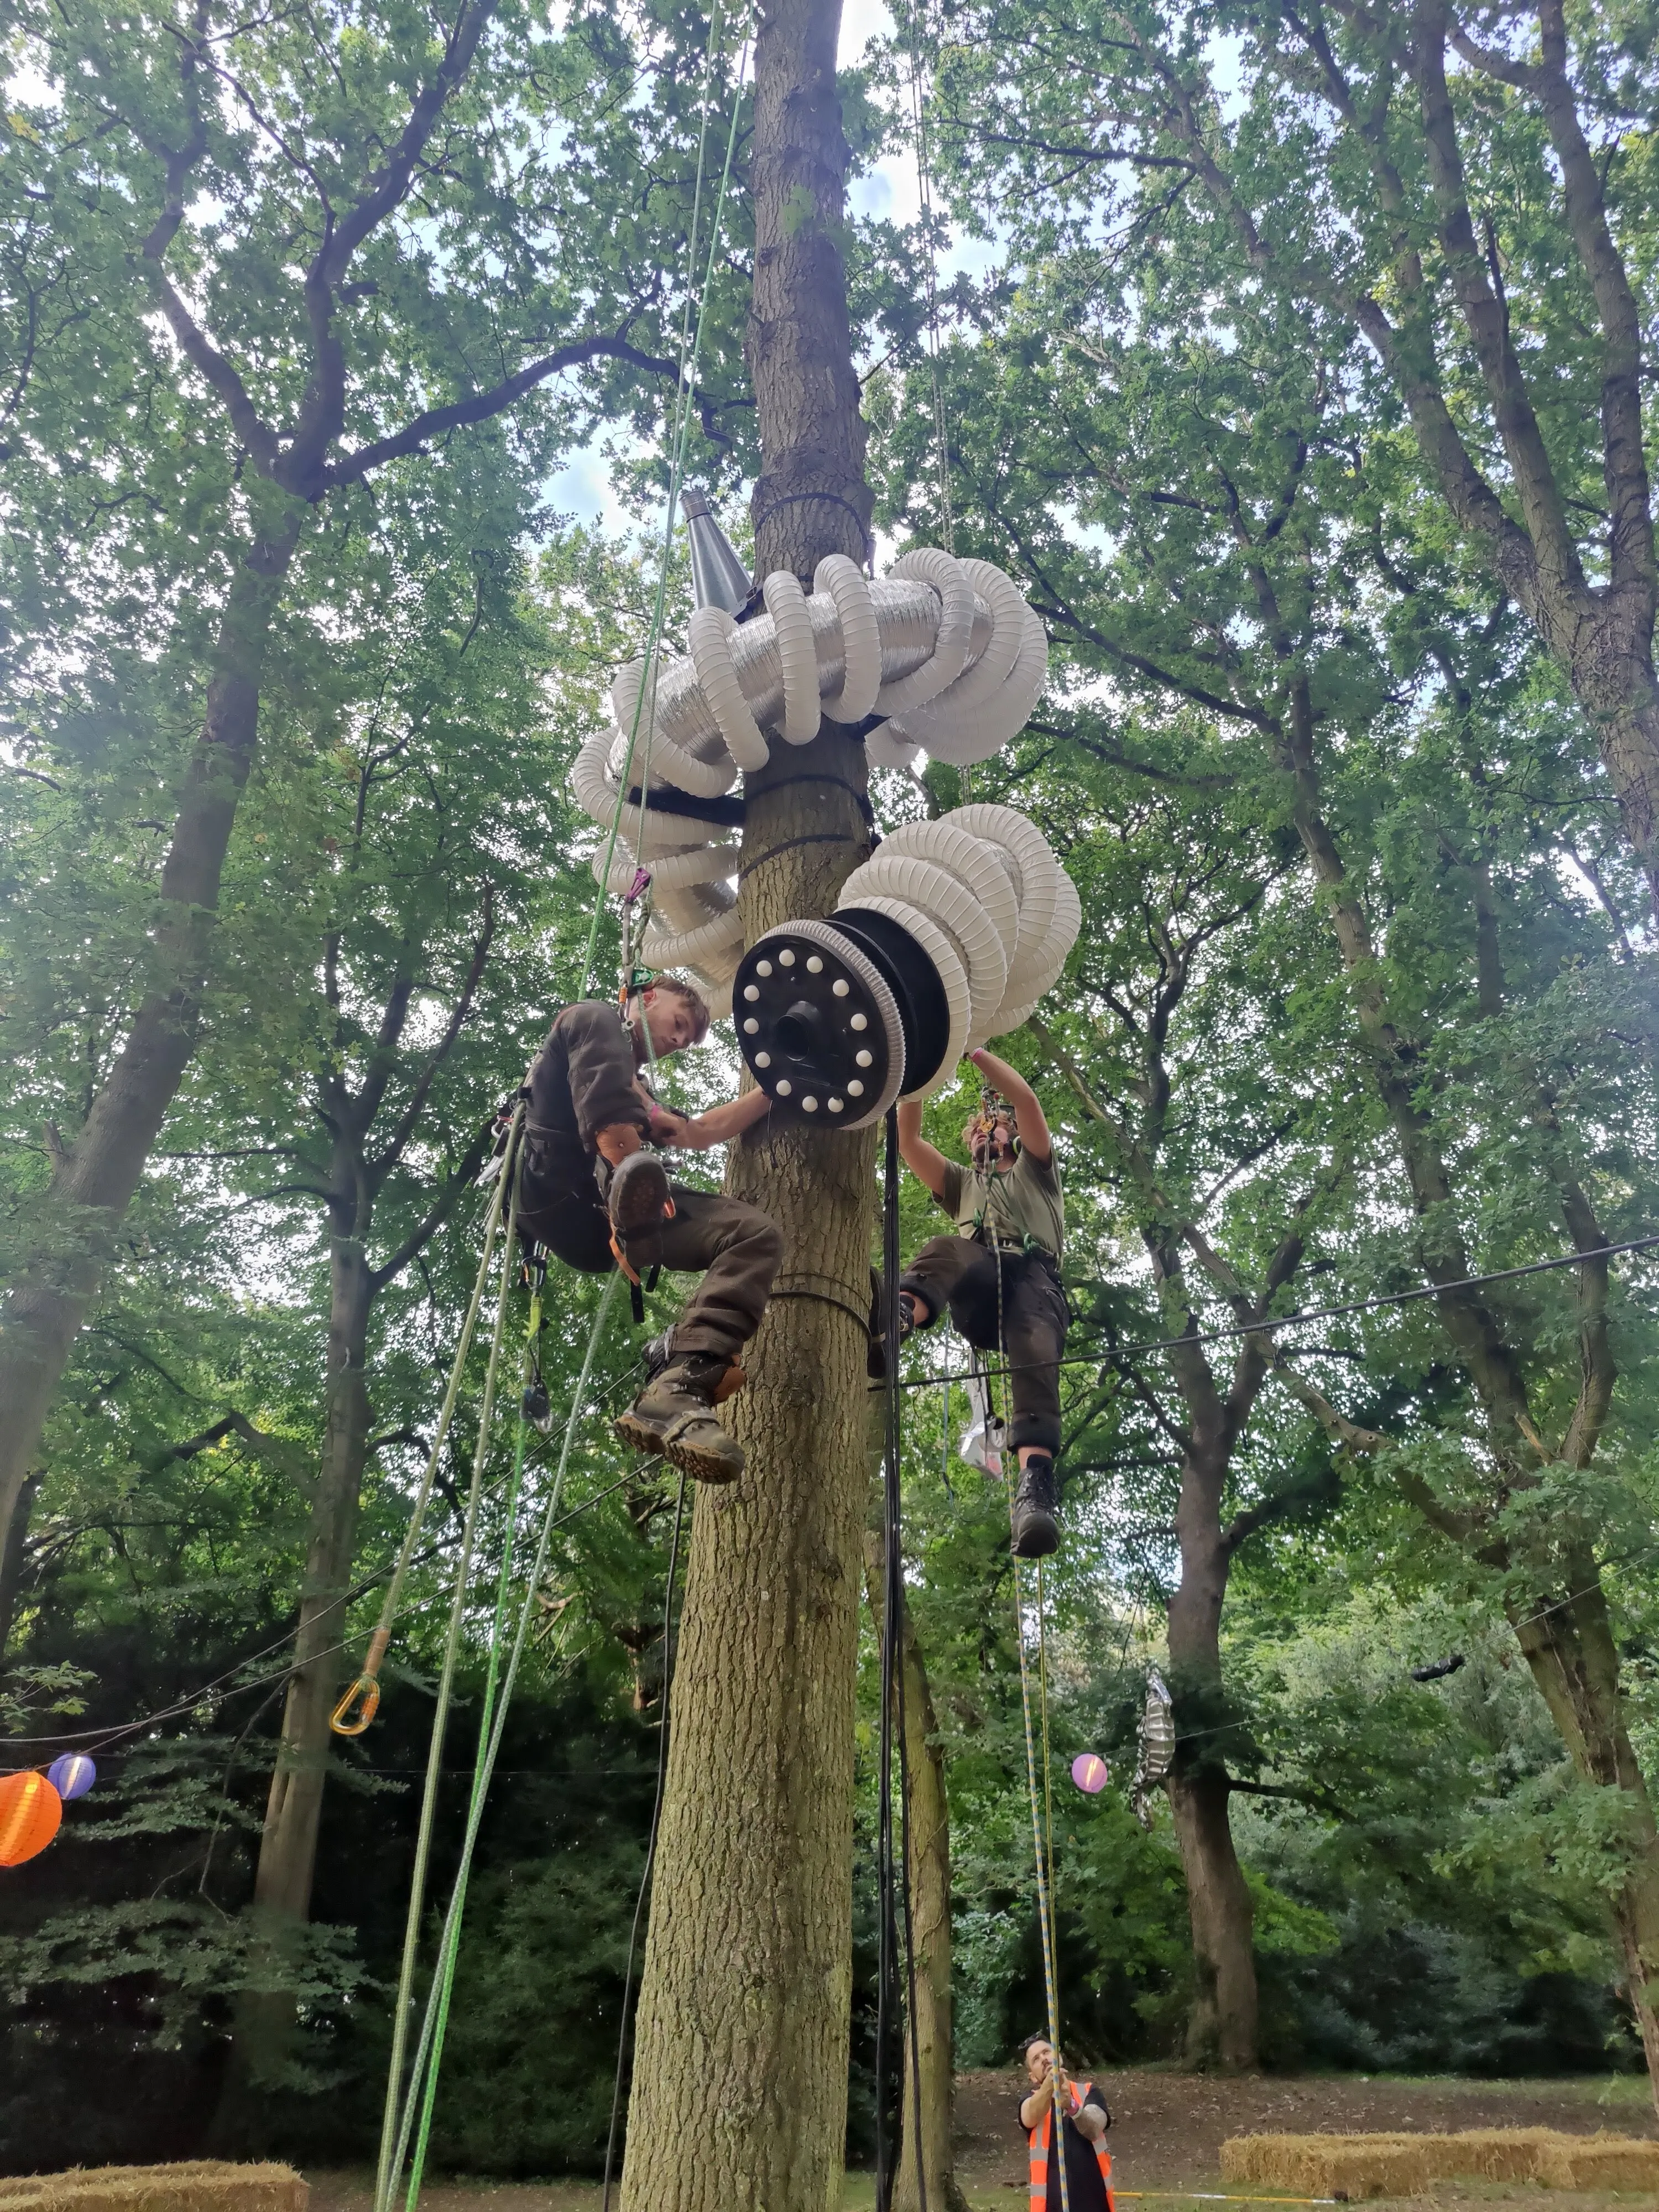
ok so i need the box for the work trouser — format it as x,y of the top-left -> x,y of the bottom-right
899,1235 -> 1067,1454
519,1175 -> 781,1363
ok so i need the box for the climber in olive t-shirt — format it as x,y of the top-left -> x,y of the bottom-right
895,1046 -> 1070,1558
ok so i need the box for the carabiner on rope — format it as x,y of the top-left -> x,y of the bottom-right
331,1627 -> 391,1738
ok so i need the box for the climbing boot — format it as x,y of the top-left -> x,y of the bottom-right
615,1352 -> 745,1484
607,1148 -> 672,1248
1010,1453 -> 1060,1559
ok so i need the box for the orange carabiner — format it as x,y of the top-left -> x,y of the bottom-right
330,1627 -> 390,1737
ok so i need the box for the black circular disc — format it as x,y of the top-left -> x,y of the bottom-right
825,906 -> 952,1095
731,920 -> 906,1128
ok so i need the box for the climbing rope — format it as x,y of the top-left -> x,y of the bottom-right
374,1156 -> 527,2212
904,0 -> 952,555
376,1269 -> 624,2212
360,19 -> 757,2194
990,1235 -> 1070,2212
581,6 -> 752,1001
875,1108 -> 929,2212
330,1104 -> 526,1738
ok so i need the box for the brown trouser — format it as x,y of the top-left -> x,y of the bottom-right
900,1235 -> 1067,1454
520,1176 -> 781,1361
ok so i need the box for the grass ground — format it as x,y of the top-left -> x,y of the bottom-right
306,2069 -> 1659,2212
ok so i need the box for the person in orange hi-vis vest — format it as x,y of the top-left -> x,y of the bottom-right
1017,2035 -> 1115,2212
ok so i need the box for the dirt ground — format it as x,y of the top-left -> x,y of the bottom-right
306,2069 -> 1659,2212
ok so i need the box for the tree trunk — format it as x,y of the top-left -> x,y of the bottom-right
1509,1557 -> 1659,2112
215,1225 -> 374,2133
619,6 -> 876,2205
255,1234 -> 374,1923
0,1470 -> 42,1660
0,503 -> 303,1557
863,1482 -> 972,2212
1165,1451 -> 1259,2073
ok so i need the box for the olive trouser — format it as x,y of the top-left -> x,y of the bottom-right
899,1235 -> 1067,1454
519,1176 -> 781,1362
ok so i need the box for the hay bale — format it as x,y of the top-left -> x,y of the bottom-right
1220,2127 -> 1571,2198
0,2163 -> 306,2212
1533,2133 -> 1659,2191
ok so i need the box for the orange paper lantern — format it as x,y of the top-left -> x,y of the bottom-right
0,1770 -> 62,1866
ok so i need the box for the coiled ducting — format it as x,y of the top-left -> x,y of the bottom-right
729,804 -> 1080,1130
573,546 -> 1051,1020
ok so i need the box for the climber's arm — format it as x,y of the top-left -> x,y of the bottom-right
968,1046 -> 1051,1166
896,1100 -> 953,1202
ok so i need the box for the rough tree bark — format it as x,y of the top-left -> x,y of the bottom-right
864,1475 -> 972,2212
619,4 -> 879,2205
1164,1485 -> 1259,2074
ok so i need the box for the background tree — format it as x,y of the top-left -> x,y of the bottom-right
0,0 -> 736,1545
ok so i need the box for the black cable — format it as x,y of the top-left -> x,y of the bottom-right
1,1442 -> 652,1754
894,1232 -> 1659,1391
601,1465 -> 689,2212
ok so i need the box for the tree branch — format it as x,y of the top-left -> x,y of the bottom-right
370,884 -> 496,1178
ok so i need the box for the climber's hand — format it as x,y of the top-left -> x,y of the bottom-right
647,1104 -> 694,1146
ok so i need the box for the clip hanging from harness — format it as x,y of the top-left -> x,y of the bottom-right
967,1084 -> 1020,1166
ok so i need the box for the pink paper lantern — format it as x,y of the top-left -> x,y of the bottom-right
1071,1752 -> 1110,1794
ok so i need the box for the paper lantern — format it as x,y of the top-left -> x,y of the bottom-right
1071,1752 -> 1109,1795
0,1771 -> 63,1866
46,1752 -> 96,1802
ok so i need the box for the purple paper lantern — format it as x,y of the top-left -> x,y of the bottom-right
1071,1751 -> 1109,1795
46,1752 -> 96,1802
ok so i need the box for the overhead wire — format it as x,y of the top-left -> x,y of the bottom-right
894,1230 -> 1659,1390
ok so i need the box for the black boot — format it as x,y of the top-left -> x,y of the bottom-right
1010,1453 -> 1060,1558
615,1352 -> 745,1483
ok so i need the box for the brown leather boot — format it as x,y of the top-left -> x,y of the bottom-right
615,1353 -> 745,1483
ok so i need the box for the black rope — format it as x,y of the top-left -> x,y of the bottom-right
770,1282 -> 874,1333
751,488 -> 874,566
894,1231 -> 1659,1391
601,1465 -> 689,2212
876,1108 -> 928,2212
737,830 -> 853,883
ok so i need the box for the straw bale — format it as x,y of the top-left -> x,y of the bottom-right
1532,2133 -> 1659,2190
0,2163 -> 306,2212
1220,2127 -> 1582,2197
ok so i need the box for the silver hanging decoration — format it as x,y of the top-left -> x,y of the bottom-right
1130,1665 -> 1176,1829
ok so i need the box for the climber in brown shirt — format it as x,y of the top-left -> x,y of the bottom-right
517,976 -> 779,1484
